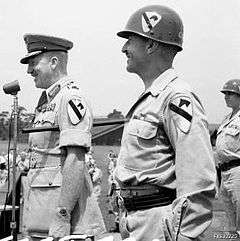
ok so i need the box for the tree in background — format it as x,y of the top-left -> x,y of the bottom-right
0,107 -> 34,143
107,109 -> 124,119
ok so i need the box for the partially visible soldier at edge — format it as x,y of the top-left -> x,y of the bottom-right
215,79 -> 240,231
114,5 -> 217,241
20,34 -> 105,240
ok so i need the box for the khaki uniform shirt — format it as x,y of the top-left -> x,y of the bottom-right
22,76 -> 95,235
215,110 -> 240,164
114,68 -> 216,238
29,75 -> 92,152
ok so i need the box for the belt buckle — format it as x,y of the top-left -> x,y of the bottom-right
220,163 -> 227,171
30,156 -> 37,168
116,192 -> 124,208
116,191 -> 127,213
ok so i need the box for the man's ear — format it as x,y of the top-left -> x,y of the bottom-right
146,40 -> 159,54
50,56 -> 58,70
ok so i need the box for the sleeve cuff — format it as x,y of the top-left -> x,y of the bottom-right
59,129 -> 91,148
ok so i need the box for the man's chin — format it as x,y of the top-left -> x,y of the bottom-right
34,81 -> 41,89
126,65 -> 135,73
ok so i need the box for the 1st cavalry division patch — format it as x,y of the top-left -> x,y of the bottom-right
68,98 -> 86,125
169,96 -> 193,133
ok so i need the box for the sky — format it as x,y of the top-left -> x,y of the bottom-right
0,0 -> 240,123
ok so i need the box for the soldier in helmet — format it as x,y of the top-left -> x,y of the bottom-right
215,79 -> 240,231
114,5 -> 217,241
20,34 -> 105,240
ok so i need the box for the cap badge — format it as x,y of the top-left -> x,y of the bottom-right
142,11 -> 161,33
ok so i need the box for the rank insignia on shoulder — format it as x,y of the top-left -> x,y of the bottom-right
67,97 -> 86,125
48,84 -> 60,100
71,85 -> 79,90
169,96 -> 193,133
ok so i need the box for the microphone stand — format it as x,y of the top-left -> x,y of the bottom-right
10,93 -> 18,241
2,80 -> 20,241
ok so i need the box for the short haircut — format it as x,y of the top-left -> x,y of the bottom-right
44,51 -> 68,71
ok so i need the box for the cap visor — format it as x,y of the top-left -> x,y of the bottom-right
20,51 -> 42,64
117,31 -> 132,39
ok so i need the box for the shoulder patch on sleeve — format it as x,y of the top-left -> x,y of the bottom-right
169,96 -> 193,133
67,97 -> 86,125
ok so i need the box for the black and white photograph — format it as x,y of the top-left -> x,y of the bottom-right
0,1 -> 240,240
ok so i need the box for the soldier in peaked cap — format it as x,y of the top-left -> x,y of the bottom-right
20,34 -> 73,64
20,34 -> 106,240
114,5 -> 217,241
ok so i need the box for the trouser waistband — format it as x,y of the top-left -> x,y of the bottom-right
118,185 -> 176,211
219,159 -> 240,171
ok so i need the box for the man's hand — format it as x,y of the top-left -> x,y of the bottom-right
49,146 -> 92,238
49,207 -> 71,239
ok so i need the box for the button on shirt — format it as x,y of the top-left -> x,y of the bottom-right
114,68 -> 216,238
215,111 -> 240,164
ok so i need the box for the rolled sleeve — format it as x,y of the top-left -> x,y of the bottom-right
57,87 -> 93,149
59,129 -> 91,148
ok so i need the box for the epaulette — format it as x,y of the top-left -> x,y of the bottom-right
48,84 -> 60,100
66,81 -> 80,90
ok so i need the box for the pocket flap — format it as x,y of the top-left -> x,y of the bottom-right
42,111 -> 56,125
225,128 -> 240,136
30,168 -> 62,188
128,119 -> 158,139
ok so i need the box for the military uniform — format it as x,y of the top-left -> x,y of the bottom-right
20,34 -> 105,239
214,79 -> 240,231
114,68 -> 217,240
216,110 -> 240,230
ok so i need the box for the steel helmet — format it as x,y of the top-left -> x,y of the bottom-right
117,5 -> 184,51
221,79 -> 240,96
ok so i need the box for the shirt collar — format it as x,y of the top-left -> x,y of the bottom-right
46,75 -> 72,100
146,68 -> 178,97
228,109 -> 240,121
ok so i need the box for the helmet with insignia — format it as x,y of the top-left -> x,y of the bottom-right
221,79 -> 240,96
20,33 -> 73,64
117,5 -> 184,51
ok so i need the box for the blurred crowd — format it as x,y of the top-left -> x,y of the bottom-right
0,149 -> 29,185
106,150 -> 119,232
85,147 -> 103,202
85,148 -> 120,232
0,147 -> 120,233
0,148 -> 118,200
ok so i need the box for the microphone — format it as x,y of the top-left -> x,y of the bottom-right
3,80 -> 20,95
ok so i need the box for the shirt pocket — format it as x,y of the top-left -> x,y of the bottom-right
224,128 -> 240,152
41,110 -> 56,126
30,167 -> 62,188
127,119 -> 158,148
225,128 -> 240,136
128,119 -> 158,139
25,167 -> 62,232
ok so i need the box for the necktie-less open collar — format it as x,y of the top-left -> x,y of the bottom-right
126,92 -> 151,119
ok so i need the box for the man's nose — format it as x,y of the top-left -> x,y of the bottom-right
122,42 -> 128,53
27,65 -> 33,74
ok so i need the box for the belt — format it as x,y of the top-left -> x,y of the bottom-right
118,185 -> 176,212
219,159 -> 240,172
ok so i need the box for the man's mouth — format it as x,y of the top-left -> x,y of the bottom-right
31,71 -> 38,78
125,51 -> 131,59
